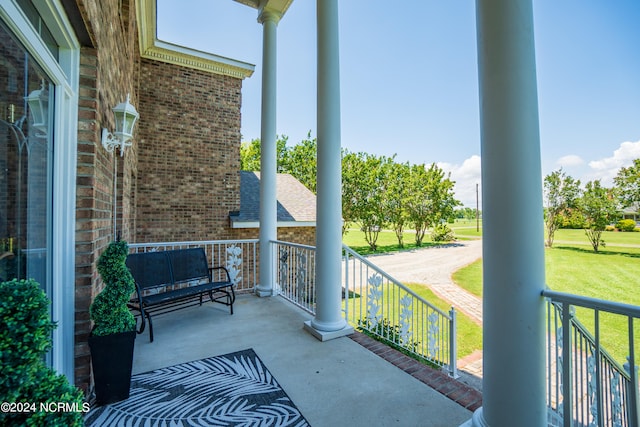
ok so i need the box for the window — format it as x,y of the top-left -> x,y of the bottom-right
0,16 -> 54,356
1,0 -> 79,380
15,0 -> 58,60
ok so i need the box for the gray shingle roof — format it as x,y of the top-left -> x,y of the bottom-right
230,171 -> 316,227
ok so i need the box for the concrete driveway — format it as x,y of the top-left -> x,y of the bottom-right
365,239 -> 484,324
364,239 -> 485,387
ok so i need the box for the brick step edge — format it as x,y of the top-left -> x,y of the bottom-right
348,331 -> 482,412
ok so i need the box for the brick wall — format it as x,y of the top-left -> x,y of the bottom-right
70,0 -> 316,395
72,0 -> 250,392
231,227 -> 316,248
276,227 -> 316,247
74,0 -> 140,393
134,60 -> 242,243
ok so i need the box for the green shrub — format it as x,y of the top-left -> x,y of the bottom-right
0,279 -> 55,400
357,317 -> 439,369
90,240 -> 136,336
0,279 -> 84,426
431,224 -> 455,242
616,219 -> 637,232
18,367 -> 87,426
558,210 -> 586,229
358,317 -> 420,353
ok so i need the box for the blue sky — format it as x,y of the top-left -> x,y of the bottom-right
157,1 -> 640,207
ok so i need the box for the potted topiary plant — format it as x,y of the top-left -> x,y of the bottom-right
89,240 -> 137,405
0,278 -> 85,426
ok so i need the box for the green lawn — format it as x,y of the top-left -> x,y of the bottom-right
342,221 -> 483,255
343,225 -> 640,365
452,235 -> 640,363
452,223 -> 640,247
405,283 -> 483,360
451,219 -> 483,239
343,281 -> 482,361
552,227 -> 640,247
451,226 -> 640,302
342,227 -> 440,255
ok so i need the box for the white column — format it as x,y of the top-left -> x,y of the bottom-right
304,0 -> 353,340
463,0 -> 546,426
256,9 -> 280,297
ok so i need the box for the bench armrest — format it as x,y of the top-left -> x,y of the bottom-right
129,281 -> 148,334
209,266 -> 232,283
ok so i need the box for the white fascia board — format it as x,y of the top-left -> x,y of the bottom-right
152,39 -> 255,78
230,221 -> 261,229
233,0 -> 294,18
278,221 -> 316,228
136,0 -> 255,79
230,221 -> 316,229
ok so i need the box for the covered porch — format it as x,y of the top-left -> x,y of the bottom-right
128,293 -> 476,427
137,1 -> 640,426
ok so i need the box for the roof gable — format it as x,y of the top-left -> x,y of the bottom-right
231,171 -> 316,228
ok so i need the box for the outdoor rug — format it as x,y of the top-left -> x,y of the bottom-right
85,348 -> 310,426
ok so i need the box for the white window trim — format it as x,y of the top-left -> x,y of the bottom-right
0,0 -> 79,382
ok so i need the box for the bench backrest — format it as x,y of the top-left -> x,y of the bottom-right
126,251 -> 173,290
126,248 -> 212,291
165,248 -> 209,284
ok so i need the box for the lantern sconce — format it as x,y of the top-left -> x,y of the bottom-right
101,93 -> 139,156
25,81 -> 49,137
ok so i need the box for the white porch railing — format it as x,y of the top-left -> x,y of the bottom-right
271,240 -> 458,377
128,239 -> 258,293
128,239 -> 640,422
543,289 -> 640,427
271,240 -> 317,314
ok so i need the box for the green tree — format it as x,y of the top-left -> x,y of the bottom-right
579,180 -> 620,253
341,150 -> 360,235
425,165 -> 459,228
406,164 -> 430,246
557,209 -> 586,229
543,168 -> 581,247
384,161 -> 411,247
240,138 -> 261,171
614,158 -> 640,211
406,163 -> 460,246
239,136 -> 288,171
347,152 -> 393,251
281,132 -> 317,193
455,207 -> 478,221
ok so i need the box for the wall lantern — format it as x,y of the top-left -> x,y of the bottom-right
25,81 -> 49,136
101,93 -> 139,156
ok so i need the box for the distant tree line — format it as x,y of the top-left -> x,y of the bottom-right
240,134 -> 461,251
242,135 -> 640,254
455,207 -> 480,221
544,159 -> 640,252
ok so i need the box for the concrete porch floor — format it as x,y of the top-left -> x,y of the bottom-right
132,293 -> 476,427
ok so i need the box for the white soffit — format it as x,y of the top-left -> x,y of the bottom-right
233,0 -> 294,18
136,0 -> 255,79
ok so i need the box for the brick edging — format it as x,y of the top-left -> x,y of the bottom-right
348,331 -> 482,412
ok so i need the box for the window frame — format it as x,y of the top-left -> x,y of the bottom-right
0,0 -> 79,382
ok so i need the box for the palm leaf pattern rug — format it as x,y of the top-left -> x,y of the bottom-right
85,348 -> 310,426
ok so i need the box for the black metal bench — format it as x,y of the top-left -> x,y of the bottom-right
125,247 -> 235,342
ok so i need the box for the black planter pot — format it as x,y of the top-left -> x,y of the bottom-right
89,330 -> 136,405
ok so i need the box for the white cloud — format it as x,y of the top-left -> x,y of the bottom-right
556,154 -> 584,168
430,140 -> 640,209
438,155 -> 482,208
587,140 -> 640,185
